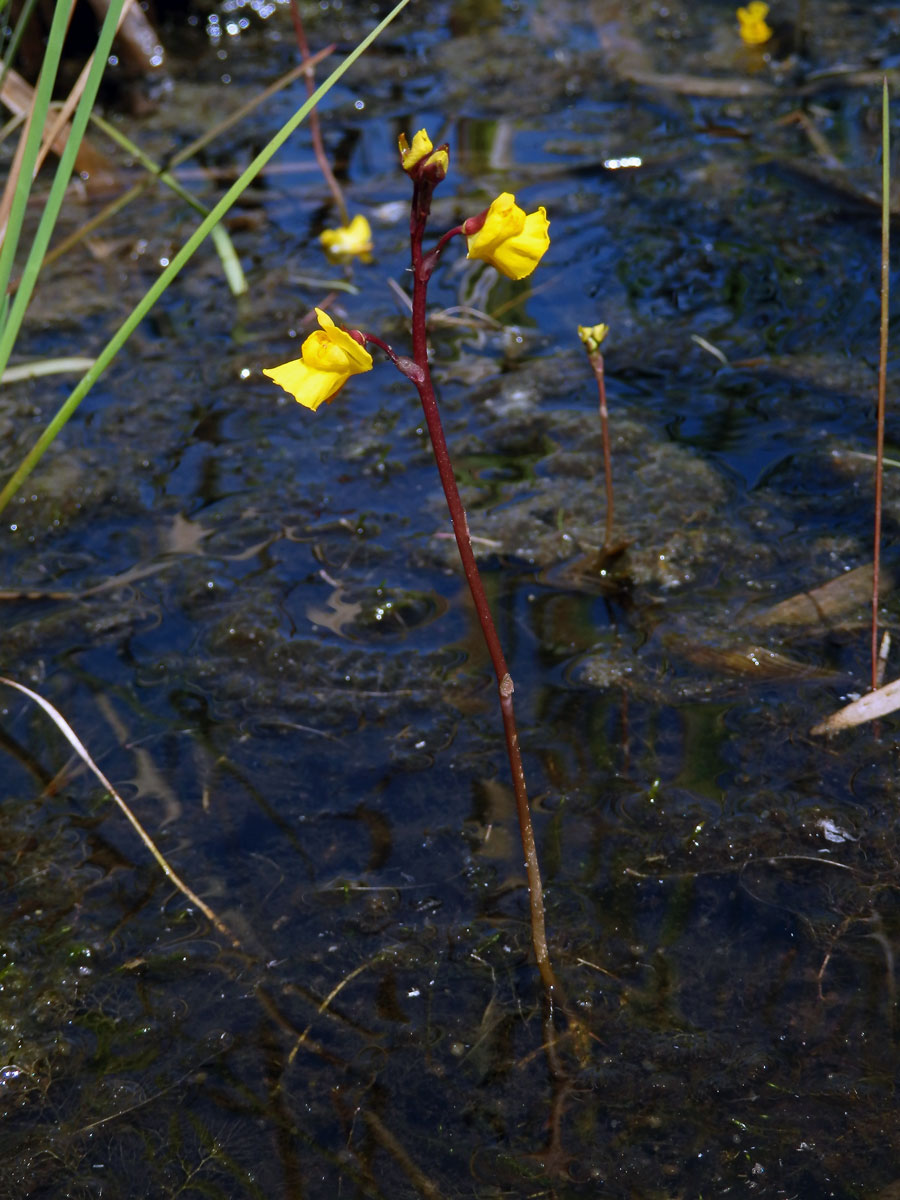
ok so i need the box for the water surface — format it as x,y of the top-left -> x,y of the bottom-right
2,1 -> 900,1196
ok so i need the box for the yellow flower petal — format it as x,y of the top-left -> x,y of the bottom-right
399,128 -> 433,172
424,147 -> 449,179
263,359 -> 347,412
319,214 -> 373,261
263,309 -> 373,412
466,193 -> 550,280
737,1 -> 772,46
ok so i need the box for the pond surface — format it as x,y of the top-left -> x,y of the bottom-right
3,0 -> 900,1195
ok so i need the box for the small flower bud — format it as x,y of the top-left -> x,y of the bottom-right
399,129 -> 450,184
399,129 -> 434,173
577,324 -> 609,354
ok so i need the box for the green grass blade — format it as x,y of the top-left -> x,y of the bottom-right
0,0 -> 410,517
210,224 -> 247,296
0,0 -> 75,312
0,0 -> 41,96
0,0 -> 128,379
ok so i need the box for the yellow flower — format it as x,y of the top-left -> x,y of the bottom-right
263,309 -> 373,412
398,128 -> 449,180
737,1 -> 772,46
578,323 -> 609,354
465,193 -> 550,280
319,214 -> 373,262
399,128 -> 434,172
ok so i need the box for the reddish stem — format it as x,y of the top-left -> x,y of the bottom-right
289,1 -> 348,226
590,350 -> 614,549
873,79 -> 890,693
403,176 -> 557,994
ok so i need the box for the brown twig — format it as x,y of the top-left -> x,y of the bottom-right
872,77 -> 890,692
289,1 -> 348,225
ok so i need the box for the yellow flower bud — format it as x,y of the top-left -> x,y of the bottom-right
578,323 -> 609,354
424,147 -> 449,180
398,128 -> 434,172
263,309 -> 373,412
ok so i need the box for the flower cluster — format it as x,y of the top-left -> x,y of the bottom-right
263,127 -> 550,410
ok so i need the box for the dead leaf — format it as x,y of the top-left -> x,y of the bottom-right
811,677 -> 900,735
752,550 -> 900,629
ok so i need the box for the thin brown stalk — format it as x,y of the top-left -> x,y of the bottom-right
872,76 -> 890,692
361,1109 -> 444,1200
593,350 -> 615,547
289,0 -> 348,225
402,175 -> 558,996
409,359 -> 555,992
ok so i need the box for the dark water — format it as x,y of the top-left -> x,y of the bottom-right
3,0 -> 900,1195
